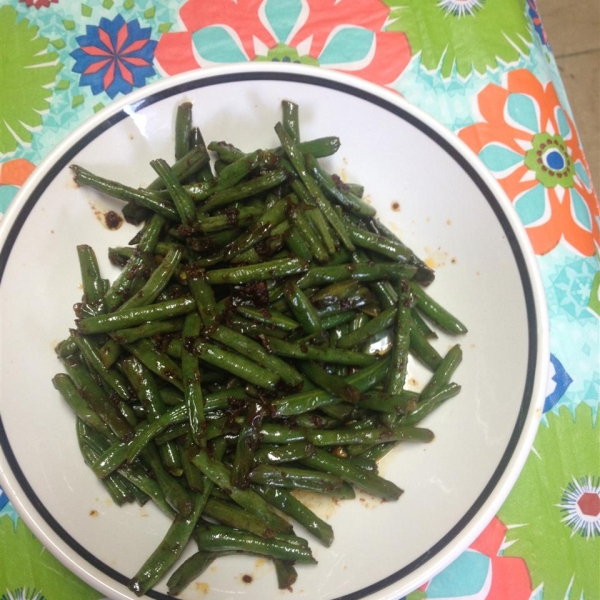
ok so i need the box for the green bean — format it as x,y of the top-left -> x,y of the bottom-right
254,442 -> 316,464
226,314 -> 289,340
306,207 -> 337,254
306,155 -> 376,218
111,318 -> 184,345
187,149 -> 278,199
175,102 -> 193,161
78,296 -> 195,334
271,356 -> 389,417
77,245 -> 106,314
270,388 -> 339,418
128,490 -> 208,596
104,214 -> 165,311
124,338 -> 184,390
159,386 -> 184,406
199,169 -> 287,214
208,325 -> 303,387
190,126 -> 214,182
95,338 -> 121,368
206,257 -> 309,285
61,355 -> 134,441
142,443 -> 194,517
189,127 -> 213,182
360,390 -> 419,414
209,137 -> 340,164
52,374 -> 117,441
276,124 -> 354,250
351,249 -> 399,310
420,344 -> 463,402
194,526 -> 315,563
207,141 -> 245,163
184,266 -> 217,328
90,436 -> 132,479
285,225 -> 313,259
402,383 -> 462,426
410,283 -> 468,335
264,336 -> 377,367
166,551 -> 220,595
347,224 -> 416,263
345,182 -> 364,197
231,401 -> 267,488
203,497 -> 280,539
289,206 -> 329,263
300,362 -> 361,404
293,136 -> 340,158
319,310 -> 358,331
202,387 -> 248,410
301,449 -> 402,501
288,418 -> 340,434
191,450 -> 293,534
118,247 -> 182,311
55,336 -> 79,359
120,357 -> 183,476
368,219 -> 435,285
177,433 -> 204,492
223,197 -> 290,260
77,420 -> 175,516
249,465 -> 346,495
256,486 -> 334,547
78,436 -> 134,506
283,281 -> 322,334
229,235 -> 286,264
71,333 -> 133,402
297,263 -> 416,289
71,165 -> 180,221
304,424 -> 434,447
386,280 -> 414,395
258,424 -> 306,444
155,415 -> 236,445
182,313 -> 206,447
311,279 -> 364,307
235,306 -> 299,331
146,146 -> 210,191
336,306 -> 396,349
411,307 -> 438,339
191,340 -> 280,390
409,316 -> 443,371
151,158 -> 197,225
282,100 -> 300,142
274,559 -> 298,590
178,206 -> 261,234
312,281 -> 380,318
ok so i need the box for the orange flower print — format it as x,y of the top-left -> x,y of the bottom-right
459,70 -> 598,256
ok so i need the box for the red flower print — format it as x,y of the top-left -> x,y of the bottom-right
155,0 -> 411,88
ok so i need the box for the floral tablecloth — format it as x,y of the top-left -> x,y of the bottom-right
0,0 -> 598,599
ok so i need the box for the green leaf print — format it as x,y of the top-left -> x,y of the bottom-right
0,517 -> 102,600
498,403 -> 600,600
0,6 -> 62,154
384,0 -> 533,78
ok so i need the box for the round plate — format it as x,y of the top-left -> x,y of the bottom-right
0,64 -> 548,600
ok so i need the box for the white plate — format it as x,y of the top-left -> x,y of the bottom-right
0,64 -> 548,600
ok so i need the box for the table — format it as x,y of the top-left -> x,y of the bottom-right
0,1 -> 598,598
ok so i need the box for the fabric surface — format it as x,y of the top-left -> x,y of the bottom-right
0,1 -> 598,599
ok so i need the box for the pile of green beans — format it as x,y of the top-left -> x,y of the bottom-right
55,101 -> 467,596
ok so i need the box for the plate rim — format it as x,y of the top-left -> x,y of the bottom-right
0,62 -> 549,600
